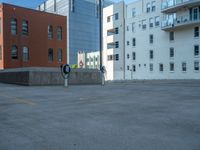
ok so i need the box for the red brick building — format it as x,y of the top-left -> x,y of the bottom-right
0,3 -> 67,69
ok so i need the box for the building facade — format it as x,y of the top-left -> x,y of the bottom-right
0,3 -> 67,69
77,51 -> 100,69
103,0 -> 200,80
103,2 -> 125,80
37,0 -> 113,65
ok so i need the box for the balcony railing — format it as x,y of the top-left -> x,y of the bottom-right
161,0 -> 200,13
162,15 -> 200,30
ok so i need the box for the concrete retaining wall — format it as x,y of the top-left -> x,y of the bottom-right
0,67 -> 102,86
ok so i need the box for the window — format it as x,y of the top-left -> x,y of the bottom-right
127,41 -> 130,46
132,52 -> 136,60
127,65 -> 130,70
149,34 -> 153,44
132,8 -> 136,17
170,63 -> 174,71
193,7 -> 198,20
194,61 -> 199,71
11,19 -> 17,35
0,46 -> 2,60
11,45 -> 18,59
149,18 -> 153,28
48,48 -> 53,62
127,54 -> 130,59
107,55 -> 113,61
149,63 -> 153,71
127,25 -> 130,31
132,38 -> 136,46
132,65 -> 136,72
57,48 -> 62,62
194,27 -> 199,37
115,28 -> 119,34
107,16 -> 111,22
132,22 -> 135,32
159,64 -> 164,72
169,31 -> 174,41
155,16 -> 160,26
151,1 -> 156,12
194,45 -> 199,56
149,50 -> 153,59
142,20 -> 146,29
146,3 -> 150,13
107,28 -> 118,36
114,54 -> 119,61
22,46 -> 29,61
115,41 -> 119,48
115,13 -> 119,20
182,62 -> 187,72
170,47 -> 174,58
22,20 -> 28,36
57,26 -> 62,40
48,25 -> 53,39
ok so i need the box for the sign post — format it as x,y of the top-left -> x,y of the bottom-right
60,64 -> 71,88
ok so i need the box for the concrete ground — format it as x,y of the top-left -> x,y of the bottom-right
0,81 -> 200,150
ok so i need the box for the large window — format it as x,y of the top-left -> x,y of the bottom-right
170,47 -> 174,58
194,45 -> 199,56
48,25 -> 53,39
194,61 -> 199,71
48,48 -> 53,62
149,50 -> 154,59
151,1 -> 156,12
22,20 -> 28,36
182,62 -> 187,72
155,16 -> 160,26
23,46 -> 29,61
132,8 -> 136,17
159,64 -> 164,72
57,48 -> 62,62
132,52 -> 136,60
169,31 -> 174,41
11,45 -> 18,59
149,63 -> 153,72
57,26 -> 62,40
11,19 -> 17,35
132,38 -> 136,46
194,27 -> 199,37
149,34 -> 153,44
146,3 -> 150,13
170,62 -> 174,72
149,18 -> 153,28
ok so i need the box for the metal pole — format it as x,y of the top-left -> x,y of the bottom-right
99,0 -> 102,70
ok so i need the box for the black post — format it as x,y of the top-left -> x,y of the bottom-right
99,0 -> 102,70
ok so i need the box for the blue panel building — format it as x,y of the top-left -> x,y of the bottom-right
37,0 -> 112,64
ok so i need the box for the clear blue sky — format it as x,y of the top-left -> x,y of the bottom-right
0,0 -> 133,9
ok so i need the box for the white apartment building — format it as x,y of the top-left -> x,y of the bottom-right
103,0 -> 200,80
103,2 -> 125,80
77,51 -> 100,69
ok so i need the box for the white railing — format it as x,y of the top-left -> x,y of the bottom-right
162,15 -> 200,29
162,0 -> 193,10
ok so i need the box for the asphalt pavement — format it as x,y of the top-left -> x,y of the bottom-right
0,81 -> 200,150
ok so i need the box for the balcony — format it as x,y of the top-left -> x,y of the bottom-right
161,0 -> 200,13
162,15 -> 200,30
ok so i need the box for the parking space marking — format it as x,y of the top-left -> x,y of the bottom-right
0,93 -> 36,106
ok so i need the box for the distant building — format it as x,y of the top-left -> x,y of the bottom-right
103,0 -> 200,80
37,0 -> 113,64
0,3 -> 67,69
77,51 -> 100,69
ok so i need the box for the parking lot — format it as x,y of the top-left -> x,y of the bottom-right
0,81 -> 200,150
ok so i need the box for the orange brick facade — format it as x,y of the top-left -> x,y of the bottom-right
0,3 -> 67,69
